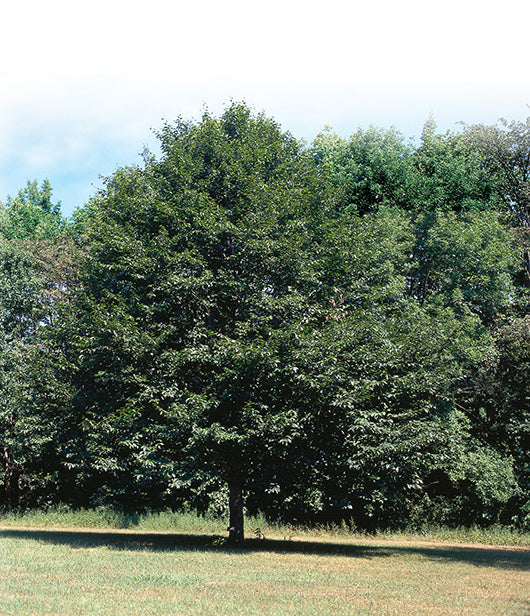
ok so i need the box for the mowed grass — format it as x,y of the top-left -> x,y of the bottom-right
0,513 -> 529,615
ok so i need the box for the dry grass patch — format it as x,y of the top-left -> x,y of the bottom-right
1,526 -> 528,616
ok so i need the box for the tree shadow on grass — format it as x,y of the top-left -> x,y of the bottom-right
1,528 -> 528,571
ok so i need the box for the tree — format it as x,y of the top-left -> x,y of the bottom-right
60,103 -> 326,542
462,316 -> 530,526
411,119 -> 499,213
0,238 -> 45,507
1,179 -> 64,241
310,119 -> 499,217
311,125 -> 413,214
0,181 -> 73,509
287,301 -> 515,528
406,210 -> 518,324
464,116 -> 530,286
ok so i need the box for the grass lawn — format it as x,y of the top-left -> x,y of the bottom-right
0,522 -> 528,616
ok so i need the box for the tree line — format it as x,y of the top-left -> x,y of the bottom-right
1,104 -> 529,542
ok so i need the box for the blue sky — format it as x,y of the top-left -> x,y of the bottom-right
1,0 -> 529,218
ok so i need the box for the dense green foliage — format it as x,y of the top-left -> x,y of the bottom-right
1,105 -> 529,540
0,181 -> 74,508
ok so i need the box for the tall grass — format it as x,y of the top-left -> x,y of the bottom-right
0,506 -> 528,546
375,524 -> 530,547
0,506 -> 222,533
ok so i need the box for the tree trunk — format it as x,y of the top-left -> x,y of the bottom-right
227,467 -> 244,544
2,446 -> 21,510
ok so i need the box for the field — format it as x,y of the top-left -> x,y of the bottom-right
0,512 -> 529,616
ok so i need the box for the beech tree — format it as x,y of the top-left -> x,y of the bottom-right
61,104 -> 327,542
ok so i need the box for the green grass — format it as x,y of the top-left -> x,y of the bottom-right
0,506 -> 528,546
1,510 -> 529,615
0,507 -> 225,534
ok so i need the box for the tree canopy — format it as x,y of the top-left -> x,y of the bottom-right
1,104 -> 528,539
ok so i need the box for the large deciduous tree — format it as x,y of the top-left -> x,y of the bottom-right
63,104 -> 327,542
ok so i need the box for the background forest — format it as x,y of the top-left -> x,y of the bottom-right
1,104 -> 529,541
